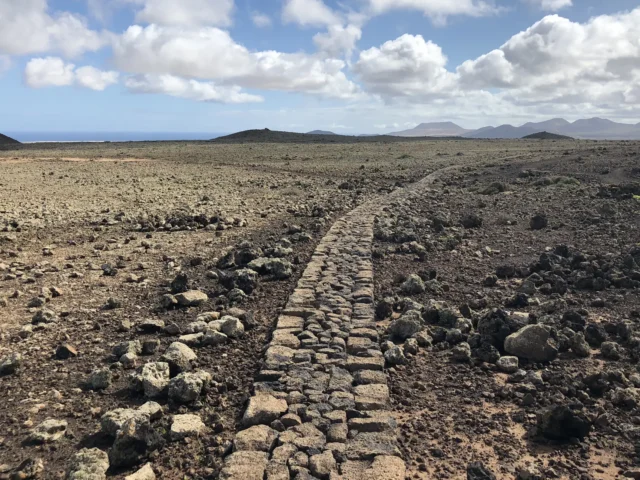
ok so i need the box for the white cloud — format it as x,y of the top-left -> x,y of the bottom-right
25,57 -> 76,88
365,0 -> 499,23
0,0 -> 107,57
353,34 -> 456,99
125,74 -> 263,103
457,9 -> 640,106
75,66 -> 119,90
282,0 -> 341,27
25,57 -> 118,90
124,0 -> 235,27
112,25 -> 361,99
252,12 -> 272,28
314,25 -> 362,57
523,0 -> 572,12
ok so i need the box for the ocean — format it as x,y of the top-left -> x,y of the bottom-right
4,132 -> 226,143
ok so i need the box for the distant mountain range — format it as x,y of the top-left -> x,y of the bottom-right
389,118 -> 640,140
307,130 -> 336,135
389,122 -> 472,137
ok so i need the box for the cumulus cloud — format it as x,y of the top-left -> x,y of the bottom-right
282,0 -> 341,27
25,57 -> 118,90
124,0 -> 235,27
314,25 -> 362,57
0,0 -> 107,57
112,25 -> 361,99
365,0 -> 499,23
523,0 -> 572,12
353,34 -> 456,98
457,9 -> 640,105
125,74 -> 263,103
252,12 -> 272,28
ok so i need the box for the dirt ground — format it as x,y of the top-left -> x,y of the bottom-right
0,138 -> 638,479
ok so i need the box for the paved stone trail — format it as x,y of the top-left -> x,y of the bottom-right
220,169 -> 452,480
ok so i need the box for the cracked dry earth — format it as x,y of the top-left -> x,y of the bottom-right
0,139 -> 638,480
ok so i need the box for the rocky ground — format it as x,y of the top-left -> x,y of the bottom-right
0,139 -> 637,479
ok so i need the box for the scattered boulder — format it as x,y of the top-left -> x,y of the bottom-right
384,345 -> 407,366
461,213 -> 483,229
109,416 -> 164,468
175,290 -> 208,307
170,414 -> 205,441
496,356 -> 519,373
467,462 -> 497,480
388,310 -> 422,341
401,274 -> 425,295
125,463 -> 156,480
601,341 -> 622,360
221,316 -> 245,339
0,353 -> 22,376
29,419 -> 67,443
88,368 -> 112,391
168,371 -> 211,403
504,324 -> 558,362
537,405 -> 591,441
161,342 -> 197,374
55,343 -> 78,359
67,448 -> 109,480
136,362 -> 170,398
530,214 -> 548,230
451,342 -> 472,362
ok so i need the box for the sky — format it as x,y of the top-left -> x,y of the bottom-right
1,0 -> 640,135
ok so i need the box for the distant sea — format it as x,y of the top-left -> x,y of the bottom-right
4,132 -> 226,143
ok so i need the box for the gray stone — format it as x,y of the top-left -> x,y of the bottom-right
384,346 -> 407,366
242,394 -> 288,427
175,290 -> 208,307
139,362 -> 170,398
161,342 -> 197,374
601,341 -> 622,360
177,333 -> 204,347
88,368 -> 112,391
570,333 -> 591,358
309,451 -> 337,479
401,274 -> 425,295
221,316 -> 245,339
170,414 -> 205,441
125,463 -> 156,480
496,356 -> 519,373
219,451 -> 269,480
234,425 -> 278,452
29,418 -> 67,443
504,325 -> 558,362
451,342 -> 471,362
101,408 -> 149,436
113,341 -> 142,358
109,416 -> 163,467
0,352 -> 22,376
168,371 -> 211,403
67,448 -> 109,480
387,310 -> 422,341
203,330 -> 229,346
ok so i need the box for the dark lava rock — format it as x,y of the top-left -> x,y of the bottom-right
375,297 -> 394,320
467,462 -> 497,480
55,343 -> 78,359
171,273 -> 189,294
538,405 -> 591,441
530,214 -> 549,230
585,323 -> 607,347
495,265 -> 516,279
477,309 -> 526,349
461,213 -> 483,229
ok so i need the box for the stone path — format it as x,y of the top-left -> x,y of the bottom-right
220,169 -> 452,480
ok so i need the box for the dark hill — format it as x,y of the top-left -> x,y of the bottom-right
211,128 -> 466,144
0,133 -> 20,145
523,131 -> 574,140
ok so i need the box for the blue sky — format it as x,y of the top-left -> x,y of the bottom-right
1,0 -> 640,136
